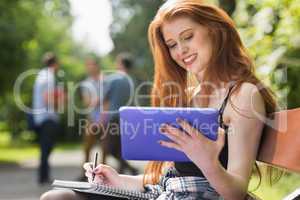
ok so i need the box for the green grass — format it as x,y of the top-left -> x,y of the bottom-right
0,131 -> 80,164
56,142 -> 81,151
249,171 -> 300,199
0,143 -> 81,164
0,131 -> 38,163
0,145 -> 39,163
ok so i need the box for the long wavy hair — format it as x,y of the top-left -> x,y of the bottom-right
144,0 -> 278,186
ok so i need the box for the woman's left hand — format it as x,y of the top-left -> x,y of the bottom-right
159,118 -> 225,171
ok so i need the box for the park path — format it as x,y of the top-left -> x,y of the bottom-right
0,148 -> 146,200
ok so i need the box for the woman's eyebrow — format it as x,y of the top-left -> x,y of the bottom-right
165,28 -> 193,43
179,28 -> 193,36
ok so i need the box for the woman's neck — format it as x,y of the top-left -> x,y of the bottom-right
195,70 -> 204,83
190,82 -> 230,108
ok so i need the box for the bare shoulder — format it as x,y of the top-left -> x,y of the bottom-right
234,82 -> 260,97
229,82 -> 266,118
231,82 -> 263,103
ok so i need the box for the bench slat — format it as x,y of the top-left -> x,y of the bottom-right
257,108 -> 300,173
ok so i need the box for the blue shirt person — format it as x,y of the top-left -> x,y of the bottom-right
32,52 -> 63,184
78,57 -> 109,180
99,53 -> 137,175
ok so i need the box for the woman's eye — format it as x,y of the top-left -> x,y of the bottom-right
168,43 -> 177,49
184,34 -> 193,40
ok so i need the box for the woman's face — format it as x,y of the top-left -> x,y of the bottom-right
162,16 -> 212,76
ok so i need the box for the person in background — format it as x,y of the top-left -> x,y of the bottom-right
99,53 -> 138,175
33,52 -> 64,185
78,57 -> 108,180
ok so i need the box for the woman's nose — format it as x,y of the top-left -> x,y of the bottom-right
178,43 -> 188,55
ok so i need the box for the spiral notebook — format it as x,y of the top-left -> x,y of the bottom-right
52,180 -> 159,200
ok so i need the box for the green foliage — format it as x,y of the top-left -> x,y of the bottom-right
0,130 -> 38,163
110,0 -> 165,106
233,0 -> 300,108
110,0 -> 164,79
249,171 -> 300,200
0,0 -> 41,94
0,131 -> 80,164
0,0 -> 91,141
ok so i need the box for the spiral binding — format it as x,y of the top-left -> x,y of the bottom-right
94,184 -> 159,200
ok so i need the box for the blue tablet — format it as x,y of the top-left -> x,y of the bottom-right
119,106 -> 219,162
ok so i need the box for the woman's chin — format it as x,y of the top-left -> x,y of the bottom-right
187,67 -> 205,80
187,66 -> 198,74
182,63 -> 203,75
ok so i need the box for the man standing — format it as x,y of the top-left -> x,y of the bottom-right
79,57 -> 107,180
33,52 -> 64,184
101,53 -> 137,174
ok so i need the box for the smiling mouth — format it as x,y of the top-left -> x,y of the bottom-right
183,54 -> 197,66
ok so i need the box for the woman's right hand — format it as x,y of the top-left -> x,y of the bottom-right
83,162 -> 124,188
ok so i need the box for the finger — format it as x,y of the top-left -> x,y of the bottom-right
160,124 -> 186,145
88,176 -> 92,183
93,175 -> 104,184
86,168 -> 93,174
94,164 -> 105,172
86,170 -> 104,184
159,140 -> 182,152
83,162 -> 93,171
85,171 -> 92,179
176,118 -> 204,139
216,127 -> 226,146
87,174 -> 96,184
161,131 -> 184,146
94,164 -> 110,175
85,171 -> 91,177
218,127 -> 225,135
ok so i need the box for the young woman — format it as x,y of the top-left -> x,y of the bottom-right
40,0 -> 276,199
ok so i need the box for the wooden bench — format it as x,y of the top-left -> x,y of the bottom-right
258,108 -> 300,173
248,108 -> 300,199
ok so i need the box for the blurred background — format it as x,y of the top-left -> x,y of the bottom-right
0,0 -> 299,199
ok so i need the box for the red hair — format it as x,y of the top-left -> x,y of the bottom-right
144,0 -> 277,185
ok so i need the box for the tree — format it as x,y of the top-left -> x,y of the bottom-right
233,0 -> 300,108
110,0 -> 163,77
0,0 -> 42,94
0,0 -> 88,141
109,0 -> 164,106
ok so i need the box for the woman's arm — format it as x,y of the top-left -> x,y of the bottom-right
119,174 -> 145,191
159,82 -> 266,200
198,83 -> 266,200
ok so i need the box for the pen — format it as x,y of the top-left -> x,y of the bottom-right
92,152 -> 98,182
